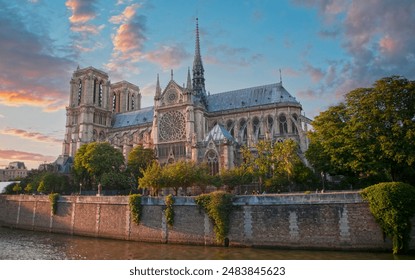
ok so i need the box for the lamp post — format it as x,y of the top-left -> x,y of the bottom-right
79,182 -> 82,195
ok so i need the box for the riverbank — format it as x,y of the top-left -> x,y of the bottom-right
1,192 -> 414,251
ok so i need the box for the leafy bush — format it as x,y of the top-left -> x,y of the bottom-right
360,182 -> 415,254
164,194 -> 175,228
48,193 -> 59,215
195,191 -> 234,244
129,194 -> 142,225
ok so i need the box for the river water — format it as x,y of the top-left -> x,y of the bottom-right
0,227 -> 414,260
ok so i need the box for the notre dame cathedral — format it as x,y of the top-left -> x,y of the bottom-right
61,20 -> 311,175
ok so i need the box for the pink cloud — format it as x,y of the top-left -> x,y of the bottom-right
0,6 -> 74,112
1,128 -> 62,144
106,4 -> 147,77
0,149 -> 56,163
145,45 -> 190,69
293,0 -> 415,103
65,0 -> 97,24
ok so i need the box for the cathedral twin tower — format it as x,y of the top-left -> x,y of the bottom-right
63,19 -> 310,175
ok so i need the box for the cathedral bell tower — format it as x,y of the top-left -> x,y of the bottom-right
62,67 -> 112,157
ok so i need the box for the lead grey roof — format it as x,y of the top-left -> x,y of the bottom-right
112,106 -> 154,128
206,82 -> 300,113
204,124 -> 235,142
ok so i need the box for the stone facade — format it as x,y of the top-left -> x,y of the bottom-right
62,20 -> 311,173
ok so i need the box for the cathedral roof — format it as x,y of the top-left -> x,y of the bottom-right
206,82 -> 300,113
204,124 -> 235,142
112,106 -> 154,128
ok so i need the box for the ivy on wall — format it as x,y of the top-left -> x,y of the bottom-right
48,193 -> 59,215
195,191 -> 234,244
360,182 -> 415,254
164,194 -> 175,228
129,194 -> 142,225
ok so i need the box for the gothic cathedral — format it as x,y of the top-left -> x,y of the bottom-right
62,19 -> 311,175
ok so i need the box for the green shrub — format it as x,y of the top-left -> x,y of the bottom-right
360,182 -> 415,254
48,193 -> 59,215
164,194 -> 175,228
195,191 -> 234,244
129,194 -> 142,225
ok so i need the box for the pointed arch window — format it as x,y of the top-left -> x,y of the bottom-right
77,80 -> 82,105
206,150 -> 219,175
131,94 -> 135,110
279,114 -> 288,135
112,92 -> 117,112
253,116 -> 260,140
93,79 -> 97,104
239,118 -> 248,144
98,82 -> 103,107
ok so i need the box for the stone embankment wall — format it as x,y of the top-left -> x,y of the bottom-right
0,192 -> 414,250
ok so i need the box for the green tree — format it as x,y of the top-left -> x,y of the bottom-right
138,161 -> 164,195
220,166 -> 252,193
24,183 -> 33,194
73,142 -> 125,190
242,139 -> 306,192
162,161 -> 197,196
306,76 -> 415,185
12,184 -> 22,194
241,140 -> 273,191
127,145 -> 155,186
361,182 -> 415,254
36,172 -> 68,194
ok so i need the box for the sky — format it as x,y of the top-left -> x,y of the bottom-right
1,0 -> 415,170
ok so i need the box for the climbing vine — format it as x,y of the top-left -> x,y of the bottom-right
195,191 -> 234,244
129,194 -> 142,225
360,182 -> 415,254
164,194 -> 175,228
48,193 -> 59,215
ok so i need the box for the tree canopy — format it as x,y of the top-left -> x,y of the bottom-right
306,76 -> 415,185
73,142 -> 125,190
127,145 -> 155,184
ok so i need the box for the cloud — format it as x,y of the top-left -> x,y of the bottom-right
106,3 -> 147,78
293,0 -> 415,102
145,45 -> 190,70
66,0 -> 103,54
304,63 -> 324,83
205,45 -> 263,67
66,0 -> 97,24
0,3 -> 75,111
1,128 -> 62,144
0,149 -> 56,163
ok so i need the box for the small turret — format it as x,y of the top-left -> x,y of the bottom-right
155,74 -> 161,100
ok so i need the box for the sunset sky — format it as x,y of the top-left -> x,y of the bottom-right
1,0 -> 414,169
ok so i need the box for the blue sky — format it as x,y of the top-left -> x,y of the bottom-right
1,0 -> 415,169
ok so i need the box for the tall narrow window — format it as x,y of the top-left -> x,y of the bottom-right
93,80 -> 97,104
279,114 -> 288,135
127,92 -> 130,111
239,119 -> 248,144
77,81 -> 82,105
206,150 -> 219,175
112,92 -> 117,112
253,116 -> 260,140
131,94 -> 135,110
98,82 -> 103,107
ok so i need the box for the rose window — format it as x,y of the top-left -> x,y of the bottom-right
159,111 -> 186,141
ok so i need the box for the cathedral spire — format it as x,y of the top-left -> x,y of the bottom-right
192,18 -> 206,97
155,74 -> 161,100
186,67 -> 192,90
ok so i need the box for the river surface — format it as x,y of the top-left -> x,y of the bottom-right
0,227 -> 414,260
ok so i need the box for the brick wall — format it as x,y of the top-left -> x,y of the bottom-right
0,192 -> 412,251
